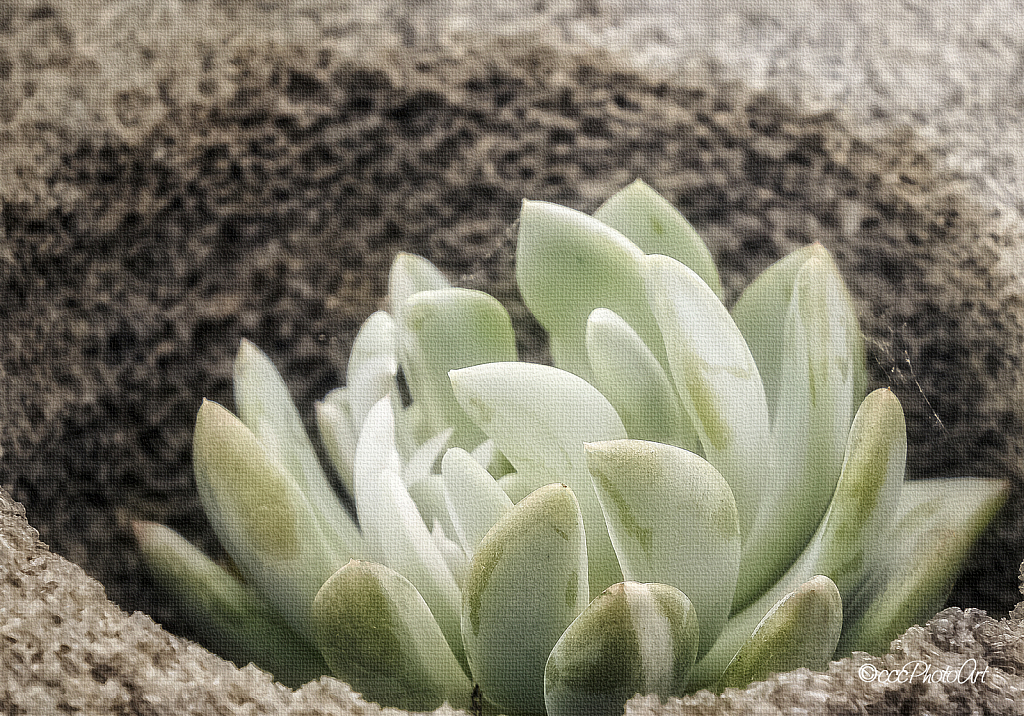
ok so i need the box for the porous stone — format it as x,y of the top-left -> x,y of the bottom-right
2,486 -> 1022,714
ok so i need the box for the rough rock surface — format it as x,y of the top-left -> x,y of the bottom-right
2,486 -> 1022,714
2,0 -> 1024,713
2,487 -> 1015,716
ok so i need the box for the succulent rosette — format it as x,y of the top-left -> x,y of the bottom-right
136,180 -> 1006,715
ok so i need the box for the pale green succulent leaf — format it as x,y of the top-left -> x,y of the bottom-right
407,473 -> 455,542
312,560 -> 473,712
800,388 -> 906,597
690,388 -> 907,689
760,245 -> 868,588
516,199 -> 664,379
469,438 -> 497,472
594,178 -> 721,297
585,439 -> 740,655
731,245 -> 817,413
585,308 -> 701,452
387,252 -> 451,322
344,310 -> 398,430
430,521 -> 470,589
402,428 -> 452,487
401,288 -> 518,447
441,447 -> 514,555
641,253 -> 784,608
545,581 -> 699,716
233,340 -> 364,558
450,362 -> 627,594
132,521 -> 329,688
717,575 -> 843,691
353,397 -> 465,667
192,399 -> 347,635
837,477 -> 1007,656
496,470 -> 533,503
462,484 -> 590,714
315,388 -> 357,497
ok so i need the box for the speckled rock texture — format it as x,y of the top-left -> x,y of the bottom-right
2,487 -> 1023,714
2,0 -> 1024,713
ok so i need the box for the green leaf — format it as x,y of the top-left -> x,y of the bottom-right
462,484 -> 590,714
731,245 -> 817,415
594,178 -> 721,297
312,560 -> 472,712
192,400 -> 347,635
801,388 -> 906,597
315,388 -> 357,497
585,308 -> 700,452
450,362 -> 627,594
641,254 -> 782,608
132,521 -> 329,688
343,310 -> 398,429
763,245 -> 868,586
352,397 -> 465,667
440,447 -> 514,555
717,575 -> 843,691
585,439 -> 740,655
232,340 -> 363,559
400,288 -> 518,447
545,581 -> 699,716
387,252 -> 450,322
837,477 -> 1007,656
515,199 -> 663,379
689,389 -> 907,689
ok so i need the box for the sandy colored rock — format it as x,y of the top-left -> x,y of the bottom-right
2,486 -> 1022,714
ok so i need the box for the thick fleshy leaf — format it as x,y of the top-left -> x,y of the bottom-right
315,388 -> 357,496
689,389 -> 907,689
594,178 -> 721,297
353,397 -> 465,667
450,362 -> 627,594
312,560 -> 472,712
641,254 -> 782,607
717,575 -> 843,691
343,310 -> 398,430
585,439 -> 740,655
192,400 -> 346,634
132,521 -> 328,688
762,245 -> 867,585
516,199 -> 664,379
545,581 -> 699,716
403,428 -> 452,488
837,477 -> 1007,656
585,309 -> 700,452
441,447 -> 514,555
799,388 -> 906,598
400,288 -> 518,447
387,252 -> 451,322
462,483 -> 590,714
731,245 -> 818,414
407,473 -> 454,539
232,340 -> 363,558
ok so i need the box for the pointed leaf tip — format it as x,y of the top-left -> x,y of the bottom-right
312,560 -> 472,712
463,483 -> 590,714
545,581 -> 699,716
718,575 -> 842,691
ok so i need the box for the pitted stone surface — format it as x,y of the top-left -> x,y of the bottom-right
2,487 -> 1022,714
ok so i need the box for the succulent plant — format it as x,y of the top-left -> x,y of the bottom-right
135,180 -> 1006,715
